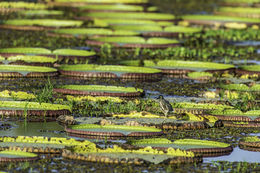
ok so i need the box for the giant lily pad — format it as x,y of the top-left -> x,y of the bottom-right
222,0 -> 260,7
65,124 -> 163,137
210,109 -> 260,126
54,85 -> 144,97
0,55 -> 57,67
216,7 -> 260,18
0,2 -> 47,14
50,28 -> 139,38
182,15 -> 260,28
63,144 -> 200,165
239,136 -> 260,152
0,101 -> 71,119
0,136 -> 95,154
237,65 -> 260,76
111,25 -> 202,37
86,37 -> 180,48
59,64 -> 162,80
92,18 -> 173,26
0,150 -> 38,162
0,19 -> 83,30
120,60 -> 234,74
0,65 -> 57,78
50,0 -> 148,4
129,138 -> 233,157
80,4 -> 155,12
0,48 -> 96,63
81,12 -> 175,21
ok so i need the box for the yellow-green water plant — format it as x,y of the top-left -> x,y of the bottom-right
0,90 -> 35,100
19,10 -> 64,16
172,102 -> 233,110
0,101 -> 71,111
0,65 -> 57,75
239,136 -> 260,151
0,47 -> 51,54
217,7 -> 260,15
240,65 -> 260,72
52,49 -> 96,57
52,28 -> 139,36
2,19 -> 83,27
83,12 -> 175,20
90,37 -> 179,44
241,136 -> 260,142
66,95 -> 123,103
220,84 -> 260,92
65,144 -> 197,164
0,136 -> 95,152
0,2 -> 47,10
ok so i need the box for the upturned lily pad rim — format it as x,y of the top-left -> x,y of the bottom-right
59,64 -> 162,73
68,124 -> 162,132
210,109 -> 260,116
60,85 -> 144,93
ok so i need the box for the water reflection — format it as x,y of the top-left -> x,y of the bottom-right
205,147 -> 260,163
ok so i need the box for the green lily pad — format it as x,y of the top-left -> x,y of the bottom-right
3,55 -> 57,64
52,0 -> 148,3
120,60 -> 234,71
0,48 -> 51,54
210,109 -> 260,121
3,19 -> 83,27
0,150 -> 37,160
187,72 -> 213,79
52,28 -> 139,36
83,12 -> 175,20
130,138 -> 231,154
90,37 -> 179,44
239,136 -> 260,152
52,49 -> 96,57
93,18 -> 173,26
58,85 -> 143,94
66,124 -> 162,136
182,15 -> 260,23
80,4 -> 144,11
240,65 -> 260,72
218,7 -> 260,15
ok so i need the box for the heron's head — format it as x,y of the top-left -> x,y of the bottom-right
157,95 -> 164,100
